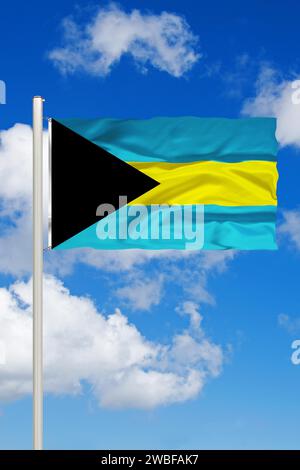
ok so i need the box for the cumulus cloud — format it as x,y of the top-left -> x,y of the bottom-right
242,65 -> 300,149
0,124 -> 48,276
0,275 -> 223,408
0,124 -> 34,202
49,3 -> 200,78
278,209 -> 300,250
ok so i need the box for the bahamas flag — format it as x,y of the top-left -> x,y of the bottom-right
49,116 -> 278,250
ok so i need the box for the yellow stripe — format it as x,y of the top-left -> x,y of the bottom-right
128,160 -> 278,206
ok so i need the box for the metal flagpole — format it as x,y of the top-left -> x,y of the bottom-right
33,96 -> 44,450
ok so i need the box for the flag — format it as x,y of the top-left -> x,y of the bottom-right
49,116 -> 278,250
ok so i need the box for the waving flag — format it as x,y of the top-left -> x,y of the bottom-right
49,116 -> 278,250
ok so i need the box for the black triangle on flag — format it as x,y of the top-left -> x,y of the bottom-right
50,119 -> 160,248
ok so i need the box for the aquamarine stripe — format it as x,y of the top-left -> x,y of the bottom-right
53,205 -> 277,251
58,117 -> 278,163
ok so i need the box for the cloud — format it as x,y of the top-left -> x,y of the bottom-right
116,274 -> 164,311
0,124 -> 33,203
278,313 -> 300,335
0,124 -> 48,276
242,65 -> 300,149
278,209 -> 300,250
173,301 -> 223,377
111,250 -> 237,312
177,301 -> 203,330
200,250 -> 236,272
49,3 -> 200,78
0,275 -> 223,409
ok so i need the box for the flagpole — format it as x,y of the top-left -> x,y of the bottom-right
33,96 -> 44,450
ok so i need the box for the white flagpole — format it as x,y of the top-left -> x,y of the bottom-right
33,96 -> 44,450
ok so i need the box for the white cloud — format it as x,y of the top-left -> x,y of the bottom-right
278,313 -> 300,335
198,250 -> 236,273
172,302 -> 223,377
0,275 -> 223,409
49,3 -> 200,78
278,209 -> 300,250
98,368 -> 202,409
0,124 -> 49,276
116,275 -> 164,311
0,124 -> 33,202
242,65 -> 300,149
171,334 -> 222,378
177,301 -> 203,330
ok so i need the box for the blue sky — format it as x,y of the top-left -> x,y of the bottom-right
0,0 -> 300,450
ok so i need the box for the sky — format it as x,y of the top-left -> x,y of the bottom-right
0,0 -> 300,450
